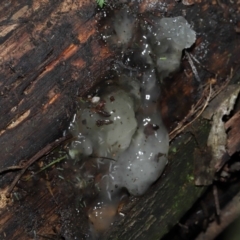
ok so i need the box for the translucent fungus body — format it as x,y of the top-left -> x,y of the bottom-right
66,13 -> 196,239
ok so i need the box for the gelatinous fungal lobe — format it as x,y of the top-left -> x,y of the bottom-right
66,10 -> 196,239
68,82 -> 139,160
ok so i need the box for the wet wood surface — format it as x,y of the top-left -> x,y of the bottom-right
0,0 -> 240,239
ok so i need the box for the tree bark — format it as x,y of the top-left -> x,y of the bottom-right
0,0 -> 112,170
0,0 -> 240,239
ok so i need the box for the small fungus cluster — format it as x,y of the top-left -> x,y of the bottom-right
67,8 -> 196,238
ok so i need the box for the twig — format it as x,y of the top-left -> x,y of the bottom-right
91,155 -> 116,161
0,166 -> 23,174
196,190 -> 240,240
2,135 -> 70,198
170,83 -> 212,140
208,68 -> 232,100
213,185 -> 220,216
169,69 -> 233,141
187,52 -> 216,75
185,51 -> 201,82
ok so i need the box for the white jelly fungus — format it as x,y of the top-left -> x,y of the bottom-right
66,11 -> 196,239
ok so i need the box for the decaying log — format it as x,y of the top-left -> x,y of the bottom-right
0,0 -> 240,239
0,0 -> 112,170
104,118 -> 210,240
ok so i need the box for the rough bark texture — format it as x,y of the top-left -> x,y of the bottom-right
0,0 -> 112,170
0,0 -> 240,239
104,119 -> 210,240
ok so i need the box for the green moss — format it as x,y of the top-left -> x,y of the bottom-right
170,146 -> 177,153
96,0 -> 105,8
186,174 -> 195,183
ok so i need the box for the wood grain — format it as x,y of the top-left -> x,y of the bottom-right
0,0 -> 240,239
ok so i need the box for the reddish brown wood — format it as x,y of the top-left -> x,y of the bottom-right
0,0 -> 240,239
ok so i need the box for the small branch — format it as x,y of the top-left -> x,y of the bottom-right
169,69 -> 232,141
213,185 -> 220,216
185,51 -> 201,82
1,135 -> 71,198
0,166 -> 23,174
169,82 -> 212,140
196,190 -> 240,240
